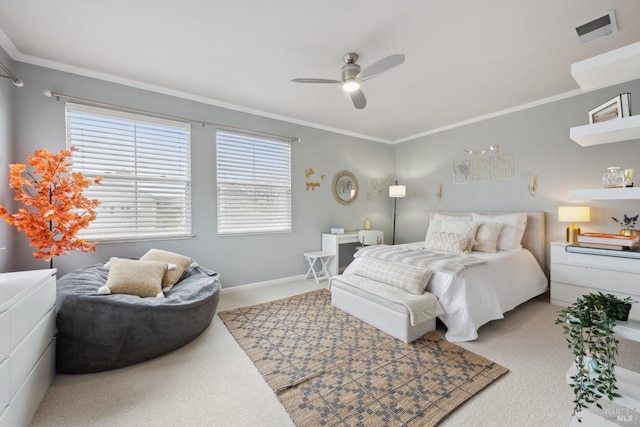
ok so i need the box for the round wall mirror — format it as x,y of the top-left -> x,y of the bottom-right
332,170 -> 359,205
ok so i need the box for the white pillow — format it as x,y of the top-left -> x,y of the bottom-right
433,213 -> 472,222
471,212 -> 527,251
426,220 -> 479,252
423,232 -> 471,254
472,222 -> 503,253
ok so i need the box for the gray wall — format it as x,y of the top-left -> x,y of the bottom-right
8,62 -> 393,286
0,47 -> 14,272
4,55 -> 640,284
393,79 -> 640,273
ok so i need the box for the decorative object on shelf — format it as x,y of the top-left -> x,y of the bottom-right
363,217 -> 372,230
625,168 -> 634,187
589,93 -> 631,124
577,232 -> 639,247
528,175 -> 538,196
555,292 -> 635,421
330,226 -> 345,235
389,180 -> 406,245
0,147 -> 101,268
436,183 -> 443,201
611,213 -> 639,236
332,170 -> 358,205
602,166 -> 625,188
558,206 -> 591,243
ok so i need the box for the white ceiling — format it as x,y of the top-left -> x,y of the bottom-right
1,0 -> 639,143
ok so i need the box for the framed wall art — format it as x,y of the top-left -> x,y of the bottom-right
589,93 -> 631,124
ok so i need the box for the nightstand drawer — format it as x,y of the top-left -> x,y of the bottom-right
550,244 -> 569,263
551,263 -> 640,295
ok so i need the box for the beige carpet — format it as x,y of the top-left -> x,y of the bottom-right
29,279 -> 640,426
219,289 -> 508,426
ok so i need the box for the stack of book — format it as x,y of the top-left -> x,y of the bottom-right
576,232 -> 639,249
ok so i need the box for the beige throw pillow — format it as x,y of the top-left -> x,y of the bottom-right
352,258 -> 432,295
472,222 -> 503,253
423,232 -> 471,254
140,249 -> 194,289
471,212 -> 527,251
99,257 -> 167,298
426,220 -> 479,252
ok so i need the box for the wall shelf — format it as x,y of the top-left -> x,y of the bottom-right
569,41 -> 640,147
569,187 -> 640,201
571,41 -> 640,90
570,115 -> 640,146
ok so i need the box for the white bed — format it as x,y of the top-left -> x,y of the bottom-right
330,211 -> 549,342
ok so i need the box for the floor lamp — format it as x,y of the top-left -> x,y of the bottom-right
389,180 -> 406,245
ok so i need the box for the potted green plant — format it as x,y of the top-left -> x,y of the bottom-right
556,292 -> 634,421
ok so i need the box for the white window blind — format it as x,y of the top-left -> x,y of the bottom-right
65,103 -> 192,241
216,129 -> 292,235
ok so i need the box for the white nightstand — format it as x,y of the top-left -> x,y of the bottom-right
550,241 -> 640,312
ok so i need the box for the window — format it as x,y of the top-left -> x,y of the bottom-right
216,129 -> 292,235
66,103 -> 192,241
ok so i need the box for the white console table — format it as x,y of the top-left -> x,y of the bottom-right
321,231 -> 384,276
0,269 -> 56,427
322,232 -> 359,277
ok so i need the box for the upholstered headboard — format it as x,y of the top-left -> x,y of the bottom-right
428,211 -> 546,269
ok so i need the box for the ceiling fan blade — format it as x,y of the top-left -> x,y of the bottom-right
350,89 -> 366,109
359,54 -> 405,81
292,78 -> 341,84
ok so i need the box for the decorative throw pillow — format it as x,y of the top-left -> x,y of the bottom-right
140,249 -> 194,290
98,257 -> 167,298
472,222 -> 503,253
426,220 -> 479,252
423,232 -> 471,254
471,212 -> 527,251
352,258 -> 433,295
103,260 -> 177,270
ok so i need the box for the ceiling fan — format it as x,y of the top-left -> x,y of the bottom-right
292,52 -> 405,109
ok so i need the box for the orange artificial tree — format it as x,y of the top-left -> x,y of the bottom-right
0,147 -> 101,268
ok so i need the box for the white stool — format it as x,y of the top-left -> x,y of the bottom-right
302,251 -> 334,285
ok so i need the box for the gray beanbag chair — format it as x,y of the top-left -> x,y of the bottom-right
55,263 -> 221,374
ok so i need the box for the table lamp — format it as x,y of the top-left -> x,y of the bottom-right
558,206 -> 590,243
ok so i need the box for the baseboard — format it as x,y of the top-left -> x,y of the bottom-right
220,274 -> 307,295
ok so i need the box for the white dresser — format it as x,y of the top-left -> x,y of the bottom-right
0,269 -> 56,427
550,241 -> 640,319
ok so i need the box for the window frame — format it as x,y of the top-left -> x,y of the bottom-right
65,102 -> 193,243
216,129 -> 292,236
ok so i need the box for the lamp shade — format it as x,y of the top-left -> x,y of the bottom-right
389,185 -> 406,198
558,206 -> 591,222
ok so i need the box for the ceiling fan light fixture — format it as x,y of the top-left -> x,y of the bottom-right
342,79 -> 360,92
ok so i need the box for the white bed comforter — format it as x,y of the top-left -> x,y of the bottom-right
342,242 -> 548,342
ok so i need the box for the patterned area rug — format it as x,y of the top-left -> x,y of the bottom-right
219,289 -> 508,426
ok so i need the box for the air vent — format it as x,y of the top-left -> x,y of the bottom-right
575,10 -> 618,44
